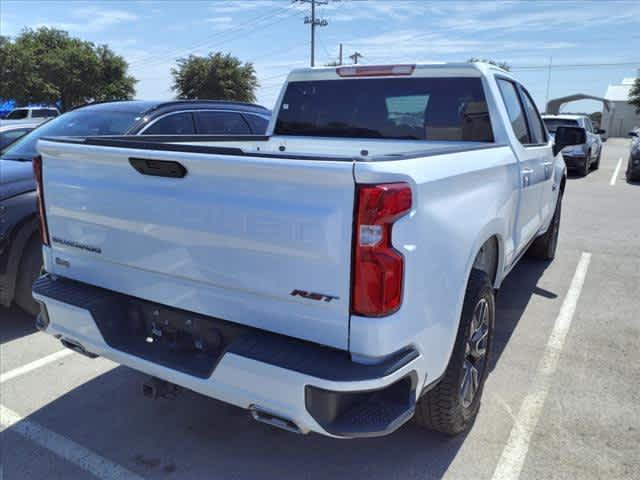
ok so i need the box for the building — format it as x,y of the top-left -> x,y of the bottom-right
601,78 -> 640,138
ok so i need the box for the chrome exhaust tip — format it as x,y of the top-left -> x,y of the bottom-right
249,405 -> 303,434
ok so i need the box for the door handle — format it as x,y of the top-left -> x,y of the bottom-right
521,168 -> 533,187
542,161 -> 553,179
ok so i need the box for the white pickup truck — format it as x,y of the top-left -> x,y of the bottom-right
33,63 -> 585,438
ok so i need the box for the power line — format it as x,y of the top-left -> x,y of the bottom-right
512,61 -> 639,70
128,3 -> 301,70
129,4 -> 297,68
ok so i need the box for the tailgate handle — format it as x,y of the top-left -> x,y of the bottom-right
129,158 -> 187,178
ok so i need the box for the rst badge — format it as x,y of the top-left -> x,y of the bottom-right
290,289 -> 339,303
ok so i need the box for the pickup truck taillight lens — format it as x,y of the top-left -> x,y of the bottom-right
32,155 -> 50,246
351,183 -> 412,317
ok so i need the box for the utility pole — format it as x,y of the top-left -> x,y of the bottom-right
339,43 -> 343,66
298,0 -> 328,67
545,56 -> 553,107
349,51 -> 362,64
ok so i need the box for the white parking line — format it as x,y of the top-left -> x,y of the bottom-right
610,157 -> 623,186
491,252 -> 592,480
0,349 -> 73,384
0,404 -> 144,480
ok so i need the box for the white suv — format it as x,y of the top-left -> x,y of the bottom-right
2,106 -> 60,124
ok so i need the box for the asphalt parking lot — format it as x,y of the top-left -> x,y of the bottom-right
1,138 -> 639,480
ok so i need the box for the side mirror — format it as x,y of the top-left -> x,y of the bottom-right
596,128 -> 605,135
553,126 -> 586,156
629,131 -> 639,138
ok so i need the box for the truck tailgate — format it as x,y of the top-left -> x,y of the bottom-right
37,139 -> 355,349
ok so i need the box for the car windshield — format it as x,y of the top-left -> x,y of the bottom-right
6,109 -> 29,120
0,108 -> 143,161
275,77 -> 494,142
543,118 -> 579,133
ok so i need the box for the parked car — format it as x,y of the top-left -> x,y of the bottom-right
2,106 -> 60,124
32,63 -> 585,438
627,128 -> 640,181
0,122 -> 39,149
542,114 -> 604,176
1,99 -> 269,316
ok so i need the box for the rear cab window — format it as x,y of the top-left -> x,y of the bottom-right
542,118 -> 579,133
518,87 -> 547,144
275,77 -> 494,142
496,79 -> 530,144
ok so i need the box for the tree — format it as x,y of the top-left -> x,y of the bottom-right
589,111 -> 602,126
171,52 -> 258,102
467,58 -> 511,71
0,27 -> 136,111
629,77 -> 640,114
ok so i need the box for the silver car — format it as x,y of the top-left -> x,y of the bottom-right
542,114 -> 604,176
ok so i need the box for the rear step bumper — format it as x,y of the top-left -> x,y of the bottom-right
33,274 -> 421,438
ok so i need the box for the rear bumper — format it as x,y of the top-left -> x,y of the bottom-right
33,275 -> 422,438
562,153 -> 587,169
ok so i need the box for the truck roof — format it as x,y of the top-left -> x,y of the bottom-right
285,62 -> 513,82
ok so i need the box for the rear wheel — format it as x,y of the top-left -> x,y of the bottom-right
580,150 -> 590,176
528,194 -> 562,260
593,147 -> 601,170
15,235 -> 43,316
414,269 -> 494,435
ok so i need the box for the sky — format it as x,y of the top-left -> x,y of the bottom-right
2,0 -> 639,113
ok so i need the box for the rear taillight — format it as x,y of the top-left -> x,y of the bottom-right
32,155 -> 50,246
351,183 -> 412,317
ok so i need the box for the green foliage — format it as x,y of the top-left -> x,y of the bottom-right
171,52 -> 258,102
0,27 -> 136,111
629,77 -> 640,114
467,58 -> 511,71
589,111 -> 602,125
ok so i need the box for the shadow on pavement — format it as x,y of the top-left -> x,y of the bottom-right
491,257 -> 552,371
0,305 -> 36,344
3,260 -> 556,480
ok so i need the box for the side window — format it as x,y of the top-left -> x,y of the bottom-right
195,111 -> 251,135
6,109 -> 28,120
244,114 -> 269,134
519,87 -> 547,144
497,79 -> 530,144
142,112 -> 195,135
32,109 -> 52,118
584,118 -> 593,133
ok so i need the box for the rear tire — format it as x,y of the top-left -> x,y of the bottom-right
593,148 -> 601,170
528,194 -> 562,260
15,235 -> 43,316
580,151 -> 590,177
414,269 -> 495,435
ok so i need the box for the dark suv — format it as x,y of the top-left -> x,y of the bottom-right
628,128 -> 640,182
0,100 -> 270,315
